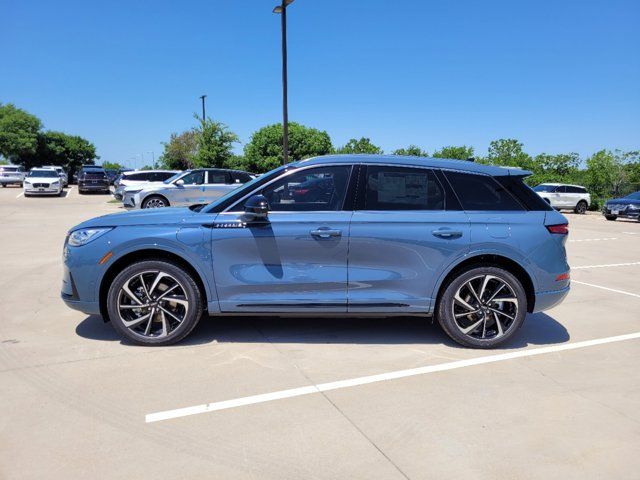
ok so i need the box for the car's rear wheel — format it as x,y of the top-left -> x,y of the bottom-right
574,200 -> 587,214
143,195 -> 169,209
106,260 -> 204,345
605,215 -> 617,221
437,266 -> 527,348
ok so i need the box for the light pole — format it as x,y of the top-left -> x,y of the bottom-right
199,95 -> 207,121
147,151 -> 156,168
273,0 -> 294,165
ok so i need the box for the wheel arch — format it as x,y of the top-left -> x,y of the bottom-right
99,248 -> 208,322
141,193 -> 171,208
434,254 -> 536,314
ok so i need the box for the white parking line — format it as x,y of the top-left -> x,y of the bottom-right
568,237 -> 617,242
623,232 -> 639,235
573,261 -> 640,270
65,186 -> 73,199
572,280 -> 640,298
15,191 -> 24,198
145,331 -> 640,423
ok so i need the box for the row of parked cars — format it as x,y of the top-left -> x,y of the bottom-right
112,168 -> 255,209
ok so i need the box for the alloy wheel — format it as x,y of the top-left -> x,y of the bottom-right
451,274 -> 519,341
117,270 -> 189,339
144,197 -> 167,208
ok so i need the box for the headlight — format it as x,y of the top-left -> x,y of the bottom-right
67,228 -> 113,247
628,204 -> 639,210
126,189 -> 143,194
52,181 -> 60,185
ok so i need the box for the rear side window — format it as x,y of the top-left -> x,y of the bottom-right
566,186 -> 587,194
232,172 -> 252,183
444,171 -> 524,211
125,172 -> 147,181
206,170 -> 229,184
495,176 -> 552,211
364,166 -> 444,210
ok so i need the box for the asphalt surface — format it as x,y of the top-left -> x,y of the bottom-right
1,184 -> 639,479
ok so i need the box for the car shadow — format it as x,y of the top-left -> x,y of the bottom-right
75,311 -> 569,350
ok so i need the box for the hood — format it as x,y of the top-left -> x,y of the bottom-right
71,207 -> 197,230
606,197 -> 640,206
137,183 -> 176,194
26,177 -> 59,184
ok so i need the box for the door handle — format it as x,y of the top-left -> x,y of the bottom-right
432,229 -> 463,239
310,228 -> 342,239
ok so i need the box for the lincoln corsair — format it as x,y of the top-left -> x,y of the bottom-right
62,155 -> 570,348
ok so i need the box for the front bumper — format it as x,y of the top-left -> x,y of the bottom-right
603,206 -> 639,219
24,185 -> 61,194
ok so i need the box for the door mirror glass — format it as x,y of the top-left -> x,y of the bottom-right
243,194 -> 269,222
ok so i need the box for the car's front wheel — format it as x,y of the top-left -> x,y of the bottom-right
574,200 -> 588,214
605,214 -> 617,221
106,260 -> 204,345
437,266 -> 527,348
142,195 -> 169,209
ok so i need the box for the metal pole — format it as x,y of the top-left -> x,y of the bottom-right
281,5 -> 289,165
200,95 -> 207,121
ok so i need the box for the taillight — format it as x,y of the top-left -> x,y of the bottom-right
547,223 -> 569,235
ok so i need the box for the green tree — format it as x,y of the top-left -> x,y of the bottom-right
392,145 -> 428,157
101,161 -> 125,170
193,116 -> 239,169
531,152 -> 580,184
158,130 -> 198,170
30,131 -> 98,175
243,122 -> 333,173
0,103 -> 42,162
432,145 -> 474,160
336,137 -> 383,155
485,139 -> 533,169
585,149 -> 630,198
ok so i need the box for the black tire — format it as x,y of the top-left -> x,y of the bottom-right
436,266 -> 527,349
142,195 -> 169,209
58,189 -> 63,197
605,215 -> 617,221
574,200 -> 587,214
106,259 -> 204,346
1,184 -> 6,188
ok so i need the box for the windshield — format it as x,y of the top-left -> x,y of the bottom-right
164,172 -> 186,184
29,170 -> 59,178
201,165 -> 289,213
533,184 -> 557,192
624,191 -> 640,200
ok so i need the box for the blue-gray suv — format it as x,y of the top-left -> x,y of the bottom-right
61,155 -> 570,348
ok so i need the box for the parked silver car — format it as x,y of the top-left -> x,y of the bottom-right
42,166 -> 69,187
123,168 -> 252,209
0,165 -> 26,187
113,170 -> 179,200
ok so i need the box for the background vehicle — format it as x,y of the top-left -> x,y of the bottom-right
63,155 -> 570,349
533,183 -> 590,214
123,168 -> 252,209
0,165 -> 26,187
24,168 -> 63,196
77,165 -> 110,194
113,170 -> 179,200
105,169 -> 119,185
602,191 -> 640,221
42,165 -> 68,187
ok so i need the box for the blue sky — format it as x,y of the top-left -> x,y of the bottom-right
2,0 -> 638,168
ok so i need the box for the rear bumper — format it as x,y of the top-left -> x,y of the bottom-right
533,285 -> 570,313
79,182 -> 109,191
0,177 -> 23,184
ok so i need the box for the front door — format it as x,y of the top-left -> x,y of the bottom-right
348,165 -> 470,313
174,170 -> 206,205
210,165 -> 354,312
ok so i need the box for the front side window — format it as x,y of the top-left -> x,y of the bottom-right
179,171 -> 205,185
364,166 -> 444,210
445,171 -> 523,211
252,165 -> 351,212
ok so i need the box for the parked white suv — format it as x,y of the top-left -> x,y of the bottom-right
533,183 -> 590,214
113,170 -> 180,200
0,165 -> 26,187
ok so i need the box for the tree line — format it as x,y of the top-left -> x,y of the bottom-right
0,103 -> 98,178
2,103 -> 638,209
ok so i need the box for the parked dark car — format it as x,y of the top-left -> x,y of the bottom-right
105,169 -> 119,185
77,166 -> 110,194
603,191 -> 640,221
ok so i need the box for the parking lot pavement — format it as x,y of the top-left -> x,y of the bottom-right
1,187 -> 639,479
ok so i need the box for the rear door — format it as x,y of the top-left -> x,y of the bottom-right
203,170 -> 238,202
348,165 -> 470,313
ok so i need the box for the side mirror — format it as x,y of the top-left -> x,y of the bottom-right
243,194 -> 269,223
176,179 -> 185,186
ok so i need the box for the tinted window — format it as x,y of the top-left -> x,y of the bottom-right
232,172 -> 252,183
180,171 -> 205,185
125,172 -> 148,181
495,176 -> 552,211
158,172 -> 177,181
206,170 -> 229,184
445,171 -> 523,211
533,184 -> 557,192
364,166 -> 444,210
254,166 -> 351,211
566,186 -> 586,194
0,167 -> 19,172
29,170 -> 59,178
